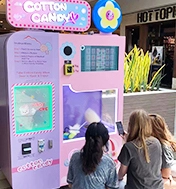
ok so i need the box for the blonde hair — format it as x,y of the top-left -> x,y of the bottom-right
149,114 -> 176,151
127,109 -> 152,163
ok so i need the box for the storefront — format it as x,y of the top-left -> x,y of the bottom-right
120,4 -> 176,89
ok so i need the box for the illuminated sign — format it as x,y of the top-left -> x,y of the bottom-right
7,0 -> 91,31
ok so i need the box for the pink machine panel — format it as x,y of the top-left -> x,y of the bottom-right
0,31 -> 125,189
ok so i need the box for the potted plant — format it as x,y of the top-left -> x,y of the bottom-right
124,45 -> 165,93
123,45 -> 176,135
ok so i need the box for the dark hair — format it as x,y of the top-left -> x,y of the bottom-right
81,122 -> 109,175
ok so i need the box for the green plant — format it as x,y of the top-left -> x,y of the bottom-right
124,45 -> 165,93
147,64 -> 165,91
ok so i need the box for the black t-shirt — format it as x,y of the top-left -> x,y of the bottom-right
118,137 -> 163,189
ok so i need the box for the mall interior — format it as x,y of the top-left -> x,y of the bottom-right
1,0 -> 176,89
0,0 -> 176,188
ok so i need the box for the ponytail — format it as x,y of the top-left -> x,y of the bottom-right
82,136 -> 104,174
81,122 -> 109,175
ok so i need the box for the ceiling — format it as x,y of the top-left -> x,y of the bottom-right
1,0 -> 176,14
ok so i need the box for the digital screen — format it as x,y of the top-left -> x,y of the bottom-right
81,46 -> 119,72
13,85 -> 53,134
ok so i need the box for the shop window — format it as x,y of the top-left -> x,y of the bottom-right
126,26 -> 139,52
147,21 -> 175,88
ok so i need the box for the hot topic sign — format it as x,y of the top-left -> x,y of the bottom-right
7,0 -> 91,31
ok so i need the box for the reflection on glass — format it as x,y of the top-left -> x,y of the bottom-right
63,85 -> 117,141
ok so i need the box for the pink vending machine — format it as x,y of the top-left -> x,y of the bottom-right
0,0 -> 125,188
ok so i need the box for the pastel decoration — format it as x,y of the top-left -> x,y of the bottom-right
40,44 -> 49,54
7,0 -> 91,32
92,0 -> 122,33
84,108 -> 101,124
45,43 -> 52,51
64,159 -> 69,167
68,132 -> 77,139
63,133 -> 69,140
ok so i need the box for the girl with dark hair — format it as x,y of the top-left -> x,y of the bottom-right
67,122 -> 118,189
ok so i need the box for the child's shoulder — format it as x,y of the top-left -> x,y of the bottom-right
102,153 -> 115,165
71,150 -> 81,160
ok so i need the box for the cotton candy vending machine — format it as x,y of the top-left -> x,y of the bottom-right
0,0 -> 125,188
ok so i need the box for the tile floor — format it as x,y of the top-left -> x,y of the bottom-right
1,170 -> 176,189
0,171 -> 11,189
0,170 -> 70,189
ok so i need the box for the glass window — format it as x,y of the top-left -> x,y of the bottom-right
13,85 -> 53,134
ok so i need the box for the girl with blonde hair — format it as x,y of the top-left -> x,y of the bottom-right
149,114 -> 176,188
118,109 -> 163,189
